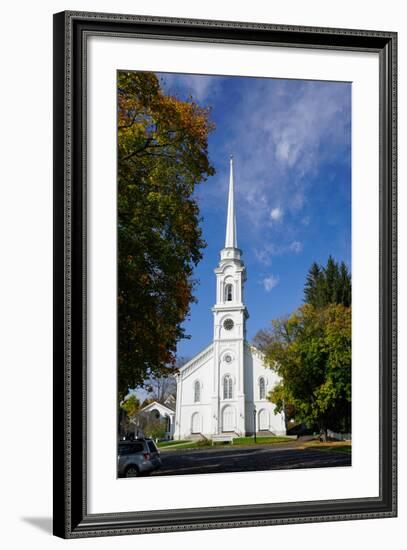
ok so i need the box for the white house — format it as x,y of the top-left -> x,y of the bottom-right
174,157 -> 286,440
137,401 -> 176,440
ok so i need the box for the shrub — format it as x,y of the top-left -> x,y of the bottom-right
196,438 -> 212,447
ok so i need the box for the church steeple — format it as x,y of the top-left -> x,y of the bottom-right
225,155 -> 237,249
211,156 -> 248,437
213,156 -> 248,317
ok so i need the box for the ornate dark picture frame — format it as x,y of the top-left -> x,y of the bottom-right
53,11 -> 397,539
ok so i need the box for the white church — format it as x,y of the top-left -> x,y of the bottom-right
174,157 -> 286,440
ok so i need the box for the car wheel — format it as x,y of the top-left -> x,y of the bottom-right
125,465 -> 139,477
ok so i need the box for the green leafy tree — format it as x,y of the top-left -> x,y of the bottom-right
138,410 -> 168,440
254,303 -> 351,438
145,418 -> 167,441
121,394 -> 141,419
117,71 -> 215,401
304,256 -> 351,308
119,394 -> 141,437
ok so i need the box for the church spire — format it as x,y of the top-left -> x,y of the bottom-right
225,155 -> 237,248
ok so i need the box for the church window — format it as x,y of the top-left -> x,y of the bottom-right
223,375 -> 233,400
223,318 -> 234,331
224,354 -> 232,363
225,283 -> 233,302
259,377 -> 266,400
194,380 -> 201,403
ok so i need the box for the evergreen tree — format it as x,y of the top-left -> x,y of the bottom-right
304,262 -> 323,308
304,256 -> 351,308
339,261 -> 352,307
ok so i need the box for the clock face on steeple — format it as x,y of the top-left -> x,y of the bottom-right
223,318 -> 234,331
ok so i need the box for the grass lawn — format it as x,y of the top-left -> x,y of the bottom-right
233,436 -> 293,445
157,441 -> 200,450
158,435 -> 294,451
301,441 -> 352,455
157,440 -> 188,448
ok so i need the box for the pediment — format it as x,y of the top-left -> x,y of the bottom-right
140,401 -> 175,416
178,343 -> 214,380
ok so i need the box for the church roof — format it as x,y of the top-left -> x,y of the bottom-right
140,401 -> 175,415
245,341 -> 266,359
177,343 -> 214,378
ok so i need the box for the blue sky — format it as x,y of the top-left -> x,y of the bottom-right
158,72 -> 351,362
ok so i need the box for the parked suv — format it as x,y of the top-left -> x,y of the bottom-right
118,438 -> 161,477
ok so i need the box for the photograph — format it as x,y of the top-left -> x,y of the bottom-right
0,0 -> 401,543
116,70 -> 352,478
50,8 -> 396,538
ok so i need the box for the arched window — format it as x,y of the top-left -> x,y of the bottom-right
259,377 -> 266,400
224,283 -> 233,302
194,380 -> 201,403
223,375 -> 233,400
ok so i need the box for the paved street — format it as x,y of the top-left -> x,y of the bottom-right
151,443 -> 351,476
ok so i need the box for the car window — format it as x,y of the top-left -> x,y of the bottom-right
147,441 -> 158,453
119,442 -> 144,455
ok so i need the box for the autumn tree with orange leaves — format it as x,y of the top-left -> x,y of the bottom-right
117,71 -> 215,401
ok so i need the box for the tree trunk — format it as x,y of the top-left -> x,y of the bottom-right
319,424 -> 327,442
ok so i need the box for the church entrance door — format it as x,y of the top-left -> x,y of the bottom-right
222,406 -> 236,432
259,409 -> 269,431
191,412 -> 200,434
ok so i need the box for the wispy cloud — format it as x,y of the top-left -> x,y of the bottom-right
229,80 -> 349,233
158,73 -> 350,259
289,241 -> 303,253
254,240 -> 303,265
270,207 -> 283,222
160,73 -> 219,103
254,244 -> 276,266
262,274 -> 279,292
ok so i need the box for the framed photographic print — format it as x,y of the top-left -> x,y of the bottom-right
53,11 -> 397,538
